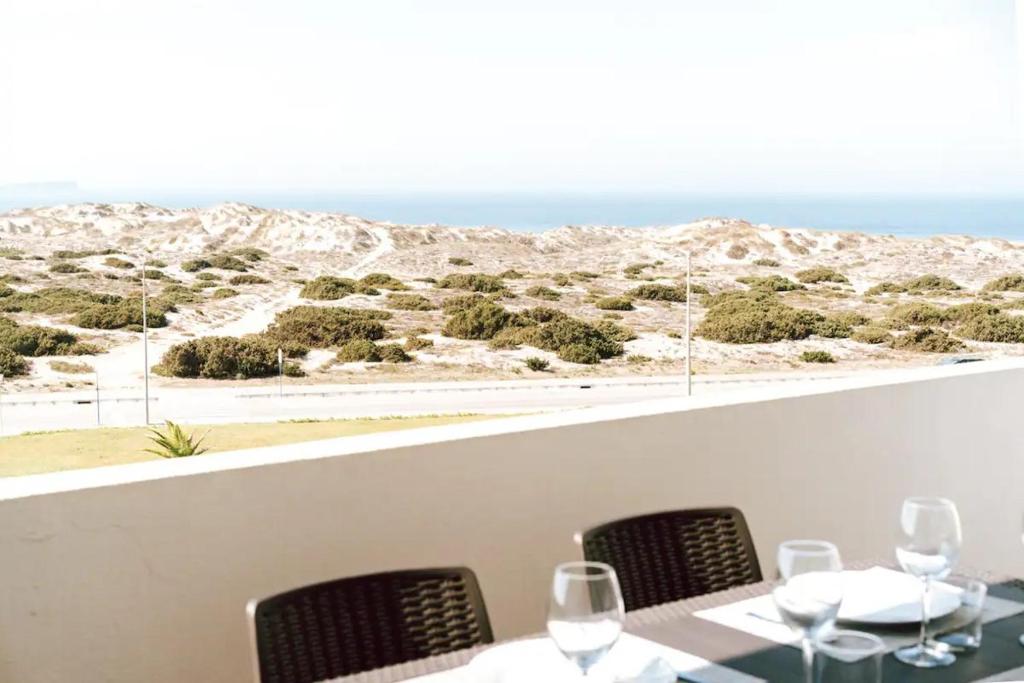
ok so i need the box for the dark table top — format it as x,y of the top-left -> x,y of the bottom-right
335,567 -> 1024,682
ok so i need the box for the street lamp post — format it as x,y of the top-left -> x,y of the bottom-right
277,348 -> 284,398
685,251 -> 692,397
140,254 -> 150,425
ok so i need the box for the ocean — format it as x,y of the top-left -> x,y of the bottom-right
2,190 -> 1024,240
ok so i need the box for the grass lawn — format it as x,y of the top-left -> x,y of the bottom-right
0,414 -> 497,478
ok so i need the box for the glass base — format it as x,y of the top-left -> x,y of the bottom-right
895,643 -> 956,668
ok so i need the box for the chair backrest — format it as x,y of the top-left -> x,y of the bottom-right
247,567 -> 493,683
582,507 -> 762,611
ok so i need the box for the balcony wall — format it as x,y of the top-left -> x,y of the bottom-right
0,362 -> 1022,683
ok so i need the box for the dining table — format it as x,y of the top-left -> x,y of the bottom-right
330,562 -> 1024,682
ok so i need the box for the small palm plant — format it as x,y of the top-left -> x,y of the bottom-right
145,421 -> 209,458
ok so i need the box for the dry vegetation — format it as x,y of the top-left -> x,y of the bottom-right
1,202 -> 1023,390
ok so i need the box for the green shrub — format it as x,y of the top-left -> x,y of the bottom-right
196,272 -> 221,281
212,288 -> 239,299
0,319 -> 83,356
49,359 -> 92,374
624,262 -> 654,277
282,362 -> 305,377
944,302 -> 1000,323
627,283 -> 689,302
359,273 -> 408,290
300,276 -> 356,300
448,257 -> 473,266
386,293 -> 436,311
228,274 -> 269,285
49,262 -> 87,274
594,319 -> 636,342
552,273 -> 572,287
156,336 -> 278,378
142,269 -> 166,280
208,255 -> 248,271
243,335 -> 308,359
595,296 -> 634,311
736,275 -> 805,292
796,267 -> 848,284
230,247 -> 269,262
157,284 -> 199,305
627,354 -> 652,364
441,293 -> 487,313
104,256 -> 134,269
148,259 -> 168,268
181,259 -> 212,273
192,281 -> 219,290
865,281 -> 907,296
442,301 -> 519,340
377,343 -> 412,363
557,343 -> 601,364
851,327 -> 892,344
0,347 -> 28,376
499,269 -> 525,279
571,271 -> 600,280
813,317 -> 853,339
524,356 -> 550,371
982,274 -> 1024,292
72,299 -> 168,329
800,350 -> 835,363
523,306 -> 568,324
336,339 -> 381,362
891,327 -> 965,353
436,273 -> 506,293
697,296 -> 822,343
532,318 -> 623,361
404,335 -> 434,351
264,306 -> 389,348
884,302 -> 946,329
905,274 -> 961,292
955,313 -> 1024,343
525,285 -> 561,301
753,258 -> 780,267
51,249 -> 119,259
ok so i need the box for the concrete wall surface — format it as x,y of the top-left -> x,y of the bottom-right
0,363 -> 1022,682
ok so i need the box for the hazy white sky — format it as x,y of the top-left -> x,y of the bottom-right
0,0 -> 1020,194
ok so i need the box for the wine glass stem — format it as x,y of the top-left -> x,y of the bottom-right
802,637 -> 814,683
918,576 -> 933,650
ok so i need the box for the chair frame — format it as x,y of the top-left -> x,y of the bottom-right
582,506 -> 762,610
246,567 -> 493,682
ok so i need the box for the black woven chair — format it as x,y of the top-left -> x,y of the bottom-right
247,567 -> 493,683
582,507 -> 762,612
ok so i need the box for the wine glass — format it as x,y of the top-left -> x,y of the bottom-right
772,540 -> 844,683
894,497 -> 962,668
547,561 -> 625,677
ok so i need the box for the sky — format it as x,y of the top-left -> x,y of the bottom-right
0,0 -> 1021,196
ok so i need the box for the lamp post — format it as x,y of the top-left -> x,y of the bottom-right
277,348 -> 284,398
140,254 -> 150,425
685,251 -> 692,397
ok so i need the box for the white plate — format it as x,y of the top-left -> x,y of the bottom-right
836,567 -> 961,625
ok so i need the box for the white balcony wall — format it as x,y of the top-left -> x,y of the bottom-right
0,363 -> 1022,683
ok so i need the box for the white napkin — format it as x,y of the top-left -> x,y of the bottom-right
465,634 -> 765,683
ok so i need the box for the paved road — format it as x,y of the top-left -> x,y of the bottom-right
0,372 -> 860,436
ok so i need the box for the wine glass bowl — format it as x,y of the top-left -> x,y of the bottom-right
546,561 -> 625,676
894,497 -> 962,668
773,540 -> 844,683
